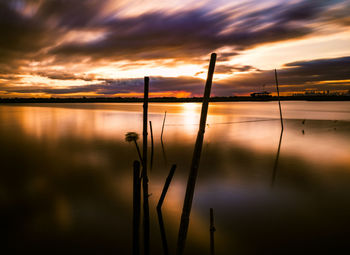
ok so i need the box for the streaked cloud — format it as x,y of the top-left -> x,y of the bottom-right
0,0 -> 349,97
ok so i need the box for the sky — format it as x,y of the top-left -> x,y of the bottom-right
0,0 -> 349,97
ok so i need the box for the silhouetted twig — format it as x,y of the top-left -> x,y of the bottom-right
157,164 -> 176,255
274,69 -> 284,130
142,77 -> 150,255
133,161 -> 141,255
271,69 -> 284,187
176,53 -> 217,255
161,111 -> 167,141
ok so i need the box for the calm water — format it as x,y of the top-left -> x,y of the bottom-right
1,101 -> 350,254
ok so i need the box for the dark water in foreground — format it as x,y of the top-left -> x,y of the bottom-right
1,101 -> 350,254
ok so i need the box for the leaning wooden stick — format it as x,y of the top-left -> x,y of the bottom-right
157,164 -> 177,255
210,208 -> 216,255
142,77 -> 150,255
133,161 -> 141,255
176,53 -> 217,255
157,164 -> 177,209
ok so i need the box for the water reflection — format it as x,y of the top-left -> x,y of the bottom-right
271,129 -> 284,187
1,102 -> 350,254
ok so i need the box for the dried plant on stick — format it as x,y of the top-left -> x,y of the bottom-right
125,132 -> 143,163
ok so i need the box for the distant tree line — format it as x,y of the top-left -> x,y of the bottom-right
0,95 -> 349,104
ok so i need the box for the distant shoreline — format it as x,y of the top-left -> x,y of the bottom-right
1,96 -> 349,104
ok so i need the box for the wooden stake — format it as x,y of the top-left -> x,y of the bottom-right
142,77 -> 150,255
176,53 -> 217,255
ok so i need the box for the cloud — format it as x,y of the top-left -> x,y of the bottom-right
1,76 -> 206,96
35,71 -> 96,81
281,56 -> 350,83
215,56 -> 350,95
215,64 -> 256,74
1,0 -> 347,66
2,56 -> 350,96
0,0 -> 349,97
51,1 -> 327,62
218,52 -> 240,61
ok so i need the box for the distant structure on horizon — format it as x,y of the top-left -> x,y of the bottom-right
250,91 -> 272,97
292,89 -> 350,96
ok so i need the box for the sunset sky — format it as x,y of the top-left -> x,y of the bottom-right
0,0 -> 349,97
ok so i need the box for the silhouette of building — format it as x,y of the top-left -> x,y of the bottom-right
250,91 -> 272,97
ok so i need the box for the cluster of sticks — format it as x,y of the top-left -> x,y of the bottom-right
132,53 -> 217,255
131,54 -> 284,255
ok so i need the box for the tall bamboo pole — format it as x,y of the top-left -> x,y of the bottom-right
142,77 -> 150,255
176,53 -> 216,255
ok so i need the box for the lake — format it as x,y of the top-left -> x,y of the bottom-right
1,101 -> 350,254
